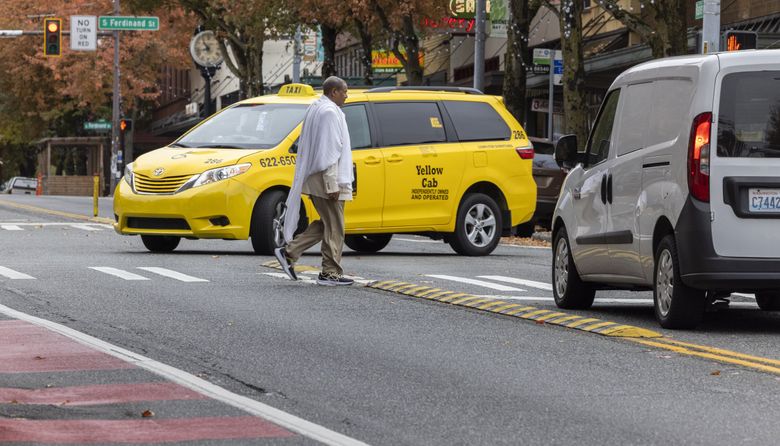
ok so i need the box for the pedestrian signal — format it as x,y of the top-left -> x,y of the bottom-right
43,18 -> 62,57
119,119 -> 133,132
724,31 -> 757,51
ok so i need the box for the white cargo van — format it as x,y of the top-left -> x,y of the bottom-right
552,49 -> 780,329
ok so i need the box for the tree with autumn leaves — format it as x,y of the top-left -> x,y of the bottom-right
0,0 -> 193,180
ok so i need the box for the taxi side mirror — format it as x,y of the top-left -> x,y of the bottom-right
555,134 -> 580,169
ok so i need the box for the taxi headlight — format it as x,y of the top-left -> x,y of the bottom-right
191,163 -> 251,189
123,163 -> 134,188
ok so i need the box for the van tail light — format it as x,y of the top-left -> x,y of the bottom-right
688,112 -> 711,202
515,146 -> 534,160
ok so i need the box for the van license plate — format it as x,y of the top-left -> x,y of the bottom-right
749,188 -> 780,213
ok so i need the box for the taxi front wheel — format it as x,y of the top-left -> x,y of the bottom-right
251,190 -> 287,255
449,193 -> 502,256
141,235 -> 180,253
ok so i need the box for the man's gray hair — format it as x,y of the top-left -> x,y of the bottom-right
322,76 -> 347,96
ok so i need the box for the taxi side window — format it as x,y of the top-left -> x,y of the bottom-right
442,101 -> 510,141
374,102 -> 447,147
585,89 -> 620,166
343,104 -> 372,150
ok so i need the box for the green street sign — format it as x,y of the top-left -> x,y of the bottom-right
695,1 -> 704,20
84,120 -> 111,131
98,16 -> 159,31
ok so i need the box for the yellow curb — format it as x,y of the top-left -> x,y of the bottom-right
0,198 -> 113,224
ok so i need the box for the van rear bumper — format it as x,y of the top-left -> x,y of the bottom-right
676,197 -> 780,291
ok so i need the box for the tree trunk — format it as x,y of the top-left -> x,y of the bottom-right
559,0 -> 589,144
656,0 -> 688,56
242,34 -> 265,98
503,0 -> 532,126
354,18 -> 374,86
321,24 -> 338,78
398,15 -> 423,85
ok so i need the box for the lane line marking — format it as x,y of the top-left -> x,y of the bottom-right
629,338 -> 780,375
90,267 -> 149,281
649,338 -> 780,368
70,223 -> 102,231
0,200 -> 113,224
477,275 -> 553,291
0,224 -> 23,231
426,274 -> 526,292
137,267 -> 209,283
0,303 -> 368,446
0,266 -> 35,280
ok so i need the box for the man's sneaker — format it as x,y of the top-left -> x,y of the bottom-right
274,247 -> 297,280
317,273 -> 354,286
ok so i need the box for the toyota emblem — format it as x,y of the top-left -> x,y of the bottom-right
153,168 -> 165,176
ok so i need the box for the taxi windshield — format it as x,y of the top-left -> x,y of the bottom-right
175,103 -> 308,149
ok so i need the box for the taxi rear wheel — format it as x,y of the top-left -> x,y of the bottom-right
345,234 -> 392,253
449,193 -> 502,256
141,235 -> 180,253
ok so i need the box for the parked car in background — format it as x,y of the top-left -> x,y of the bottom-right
515,137 -> 566,236
1,176 -> 37,194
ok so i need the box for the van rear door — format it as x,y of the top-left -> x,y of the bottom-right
710,66 -> 780,258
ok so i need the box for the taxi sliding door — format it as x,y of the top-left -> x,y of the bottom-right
343,103 -> 384,229
374,101 -> 465,228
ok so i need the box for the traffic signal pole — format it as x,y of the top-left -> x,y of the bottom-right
110,0 -> 121,195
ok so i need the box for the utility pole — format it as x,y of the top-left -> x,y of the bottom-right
701,0 -> 721,53
110,0 -> 121,194
473,0 -> 486,92
292,26 -> 301,83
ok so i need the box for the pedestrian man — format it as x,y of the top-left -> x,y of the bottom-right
274,76 -> 354,286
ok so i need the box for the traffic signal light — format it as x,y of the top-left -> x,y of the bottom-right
724,31 -> 758,51
43,18 -> 62,57
119,119 -> 133,133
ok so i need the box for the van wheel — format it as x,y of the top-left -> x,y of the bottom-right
345,234 -> 392,253
755,291 -> 780,311
448,193 -> 502,256
250,190 -> 288,255
141,235 -> 180,253
552,227 -> 595,309
654,235 -> 705,329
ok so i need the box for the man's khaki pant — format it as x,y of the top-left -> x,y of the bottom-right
285,195 -> 345,276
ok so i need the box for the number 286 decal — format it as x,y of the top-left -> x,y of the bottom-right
258,156 -> 296,168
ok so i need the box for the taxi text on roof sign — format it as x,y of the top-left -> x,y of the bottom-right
278,84 -> 315,96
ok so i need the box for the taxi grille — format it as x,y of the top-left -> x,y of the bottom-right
134,172 -> 193,194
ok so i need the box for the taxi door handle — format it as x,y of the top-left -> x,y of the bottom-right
387,154 -> 403,163
364,156 -> 382,165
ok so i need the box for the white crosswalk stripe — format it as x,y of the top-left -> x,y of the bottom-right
70,223 -> 102,231
90,267 -> 150,280
0,222 -> 110,231
0,225 -> 23,231
137,267 -> 209,283
426,274 -> 526,292
0,266 -> 35,280
477,275 -> 553,291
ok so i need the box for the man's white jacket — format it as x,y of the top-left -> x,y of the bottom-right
283,95 -> 353,243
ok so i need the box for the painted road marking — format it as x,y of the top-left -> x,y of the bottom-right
393,236 -> 549,249
260,263 -> 780,376
0,266 -> 35,280
90,267 -> 150,281
137,267 -> 209,283
426,274 -> 526,292
477,275 -> 553,291
0,382 -> 206,406
0,222 -> 111,230
0,305 -> 369,446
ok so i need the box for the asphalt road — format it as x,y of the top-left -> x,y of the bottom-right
1,195 -> 780,445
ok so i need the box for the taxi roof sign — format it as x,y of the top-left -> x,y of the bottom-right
278,84 -> 315,96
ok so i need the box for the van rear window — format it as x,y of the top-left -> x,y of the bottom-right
717,71 -> 780,158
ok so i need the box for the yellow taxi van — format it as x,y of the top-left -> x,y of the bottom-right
114,84 -> 536,256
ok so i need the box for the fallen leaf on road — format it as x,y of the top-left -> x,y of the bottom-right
212,255 -> 219,259
10,400 -> 18,404
710,370 -> 721,376
34,356 -> 45,360
142,410 -> 155,417
535,320 -> 545,325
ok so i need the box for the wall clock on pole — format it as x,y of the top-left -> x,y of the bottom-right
189,30 -> 224,68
